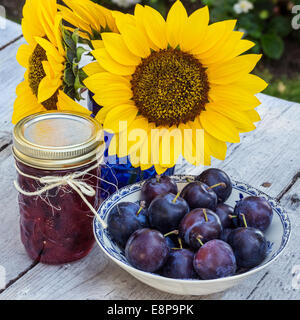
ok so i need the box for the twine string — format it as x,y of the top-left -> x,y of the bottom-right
13,156 -> 118,229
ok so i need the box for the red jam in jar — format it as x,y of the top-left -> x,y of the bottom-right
13,112 -> 104,264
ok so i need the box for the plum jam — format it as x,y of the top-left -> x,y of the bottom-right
13,111 -> 104,264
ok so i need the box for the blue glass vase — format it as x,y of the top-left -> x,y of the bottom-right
87,92 -> 175,199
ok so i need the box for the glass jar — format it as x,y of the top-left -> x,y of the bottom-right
13,111 -> 104,264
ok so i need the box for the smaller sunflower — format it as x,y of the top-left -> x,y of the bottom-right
13,0 -> 89,124
59,0 -> 118,43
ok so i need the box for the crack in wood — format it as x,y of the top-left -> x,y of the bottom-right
246,271 -> 269,299
0,35 -> 23,51
277,171 -> 300,201
0,259 -> 39,295
0,141 -> 12,153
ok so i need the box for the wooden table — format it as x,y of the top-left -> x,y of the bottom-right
0,20 -> 300,300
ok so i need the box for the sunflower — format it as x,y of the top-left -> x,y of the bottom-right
84,0 -> 267,174
58,0 -> 118,42
13,0 -> 90,124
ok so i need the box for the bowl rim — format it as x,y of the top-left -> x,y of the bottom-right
93,175 -> 291,284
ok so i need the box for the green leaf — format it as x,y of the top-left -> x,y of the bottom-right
62,29 -> 76,52
268,16 -> 291,38
74,74 -> 85,92
78,68 -> 88,82
71,29 -> 79,45
66,48 -> 76,64
261,34 -> 284,60
64,68 -> 75,87
76,47 -> 86,62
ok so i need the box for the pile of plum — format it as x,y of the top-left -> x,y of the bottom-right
107,168 -> 273,280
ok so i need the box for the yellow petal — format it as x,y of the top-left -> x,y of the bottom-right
101,33 -> 141,66
244,109 -> 261,122
191,20 -> 236,55
205,132 -> 227,161
154,164 -> 168,175
209,84 -> 262,110
134,4 -> 159,51
37,77 -> 60,103
206,102 -> 255,126
180,6 -> 209,52
35,37 -> 64,64
92,48 -> 136,76
91,40 -> 105,49
118,116 -> 149,158
232,74 -> 268,93
207,54 -> 262,85
234,121 -> 256,133
143,5 -> 168,49
166,0 -> 188,48
84,72 -> 130,93
63,0 -> 98,29
200,111 -> 240,143
58,4 -> 91,34
56,91 -> 91,115
103,104 -> 138,134
16,44 -> 32,68
13,81 -> 45,124
224,39 -> 255,62
83,62 -> 106,76
120,24 -> 151,58
22,0 -> 45,44
95,105 -> 117,123
199,31 -> 243,65
140,124 -> 155,169
37,0 -> 57,47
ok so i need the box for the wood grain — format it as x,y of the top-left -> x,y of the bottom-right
0,19 -> 22,49
0,37 -> 26,138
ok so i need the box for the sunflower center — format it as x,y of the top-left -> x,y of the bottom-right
131,48 -> 209,126
28,44 -> 58,110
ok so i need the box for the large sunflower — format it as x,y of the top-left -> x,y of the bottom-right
13,0 -> 89,124
84,1 -> 267,174
58,0 -> 118,42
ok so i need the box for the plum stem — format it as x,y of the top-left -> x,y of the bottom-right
203,208 -> 208,222
172,192 -> 180,203
156,175 -> 160,183
196,235 -> 204,246
171,238 -> 183,250
186,178 -> 193,183
136,201 -> 146,216
164,230 -> 179,237
136,206 -> 143,216
178,237 -> 183,249
241,213 -> 248,228
208,182 -> 226,189
228,214 -> 237,219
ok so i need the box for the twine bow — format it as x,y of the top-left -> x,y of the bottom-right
13,158 -> 110,229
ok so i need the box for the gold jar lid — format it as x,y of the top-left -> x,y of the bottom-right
13,111 -> 104,170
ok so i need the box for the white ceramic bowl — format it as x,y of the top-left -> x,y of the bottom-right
93,175 -> 291,295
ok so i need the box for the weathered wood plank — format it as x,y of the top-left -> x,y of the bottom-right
0,94 -> 299,300
0,19 -> 22,49
0,37 -> 26,137
0,147 -> 35,292
245,179 -> 300,300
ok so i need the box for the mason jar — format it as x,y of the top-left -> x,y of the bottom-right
13,111 -> 104,264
